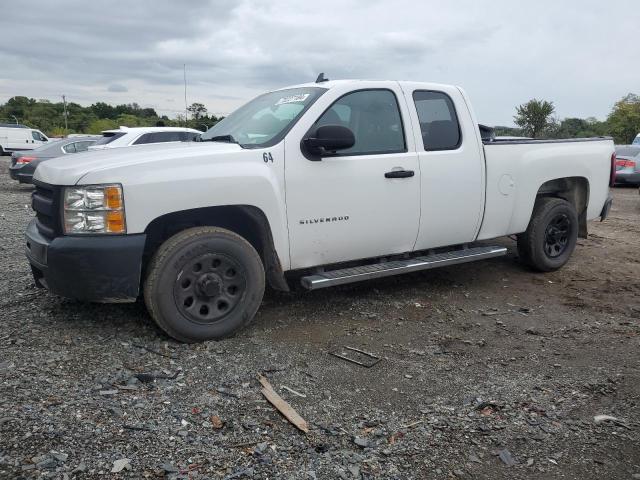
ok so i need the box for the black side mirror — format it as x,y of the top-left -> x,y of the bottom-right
301,125 -> 355,160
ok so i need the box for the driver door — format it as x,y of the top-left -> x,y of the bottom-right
284,85 -> 421,269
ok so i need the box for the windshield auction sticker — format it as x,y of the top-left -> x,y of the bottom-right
275,94 -> 310,105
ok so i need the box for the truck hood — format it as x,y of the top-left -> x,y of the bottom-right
33,142 -> 242,185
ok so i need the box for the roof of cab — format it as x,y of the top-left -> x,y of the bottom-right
274,78 -> 461,92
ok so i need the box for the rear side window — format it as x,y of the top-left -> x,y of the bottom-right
62,142 -> 77,153
95,132 -> 126,145
158,131 -> 186,142
132,133 -> 153,145
183,132 -> 200,141
313,89 -> 406,156
413,91 -> 461,151
74,140 -> 95,152
133,131 -> 187,145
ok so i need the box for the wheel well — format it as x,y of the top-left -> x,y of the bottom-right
536,177 -> 589,238
143,205 -> 289,291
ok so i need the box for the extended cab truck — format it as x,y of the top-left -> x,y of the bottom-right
26,79 -> 616,342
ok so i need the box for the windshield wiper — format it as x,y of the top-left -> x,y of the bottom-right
203,134 -> 238,144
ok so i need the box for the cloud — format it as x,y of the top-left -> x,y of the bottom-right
107,83 -> 128,93
0,0 -> 637,124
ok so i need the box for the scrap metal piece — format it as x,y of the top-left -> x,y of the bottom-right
330,346 -> 381,368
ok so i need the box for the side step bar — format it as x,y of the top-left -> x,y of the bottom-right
301,245 -> 507,290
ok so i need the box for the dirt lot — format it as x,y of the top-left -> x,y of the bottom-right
0,158 -> 638,480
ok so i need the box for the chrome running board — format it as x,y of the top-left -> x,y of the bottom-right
300,245 -> 507,290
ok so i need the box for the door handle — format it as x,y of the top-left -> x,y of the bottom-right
385,169 -> 414,179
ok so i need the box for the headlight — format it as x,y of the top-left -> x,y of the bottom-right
63,184 -> 126,234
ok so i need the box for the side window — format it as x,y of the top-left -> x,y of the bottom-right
413,91 -> 461,151
132,133 -> 153,145
181,132 -> 199,142
74,141 -> 93,152
63,143 -> 77,153
31,131 -> 41,141
159,131 -> 184,142
313,89 -> 406,156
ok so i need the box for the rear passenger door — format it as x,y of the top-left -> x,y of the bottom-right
405,86 -> 485,250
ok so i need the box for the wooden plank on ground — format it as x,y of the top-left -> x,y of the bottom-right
258,375 -> 309,433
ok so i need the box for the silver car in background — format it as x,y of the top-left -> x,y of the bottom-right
614,145 -> 640,186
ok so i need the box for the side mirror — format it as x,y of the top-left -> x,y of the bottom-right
301,125 -> 355,160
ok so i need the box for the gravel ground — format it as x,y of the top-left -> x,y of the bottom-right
0,157 -> 639,479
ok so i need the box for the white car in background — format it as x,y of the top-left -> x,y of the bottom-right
89,126 -> 202,150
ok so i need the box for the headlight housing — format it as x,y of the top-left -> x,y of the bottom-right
63,184 -> 126,234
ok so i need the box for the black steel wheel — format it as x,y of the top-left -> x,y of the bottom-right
543,213 -> 570,258
144,227 -> 265,342
173,253 -> 247,324
517,197 -> 578,272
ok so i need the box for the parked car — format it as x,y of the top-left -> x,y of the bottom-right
613,145 -> 640,186
9,137 -> 100,184
26,78 -> 615,342
0,124 -> 49,155
88,126 -> 201,151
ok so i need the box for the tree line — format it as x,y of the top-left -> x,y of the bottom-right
495,93 -> 640,144
1,92 -> 639,144
0,97 -> 222,136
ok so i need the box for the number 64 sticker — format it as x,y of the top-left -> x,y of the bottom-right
263,152 -> 274,163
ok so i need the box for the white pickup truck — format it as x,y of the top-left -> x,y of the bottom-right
26,77 -> 616,342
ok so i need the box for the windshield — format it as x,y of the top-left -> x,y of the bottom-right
200,87 -> 326,148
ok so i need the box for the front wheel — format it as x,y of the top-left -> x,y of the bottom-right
144,227 -> 265,342
517,197 -> 578,272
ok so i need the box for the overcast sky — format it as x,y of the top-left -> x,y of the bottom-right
1,0 -> 637,125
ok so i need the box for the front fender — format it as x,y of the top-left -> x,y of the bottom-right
79,143 -> 291,269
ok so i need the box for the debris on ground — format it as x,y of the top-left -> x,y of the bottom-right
497,449 -> 517,467
258,375 -> 309,433
329,346 -> 382,367
111,458 -> 131,473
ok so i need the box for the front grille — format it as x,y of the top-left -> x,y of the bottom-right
32,181 -> 62,239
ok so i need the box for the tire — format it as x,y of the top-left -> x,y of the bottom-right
517,197 -> 578,272
144,226 -> 265,342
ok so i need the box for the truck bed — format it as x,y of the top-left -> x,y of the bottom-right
477,137 -> 614,241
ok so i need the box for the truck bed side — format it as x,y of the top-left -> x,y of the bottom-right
477,138 -> 614,240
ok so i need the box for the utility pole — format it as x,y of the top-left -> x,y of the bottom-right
62,95 -> 68,132
183,64 -> 188,127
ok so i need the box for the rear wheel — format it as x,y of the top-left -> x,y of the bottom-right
517,197 -> 578,272
144,227 -> 265,342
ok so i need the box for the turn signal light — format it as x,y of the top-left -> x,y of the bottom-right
105,186 -> 123,209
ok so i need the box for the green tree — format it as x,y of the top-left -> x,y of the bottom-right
607,93 -> 640,144
87,118 -> 118,134
514,99 -> 555,138
187,102 -> 207,121
553,117 -> 610,139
